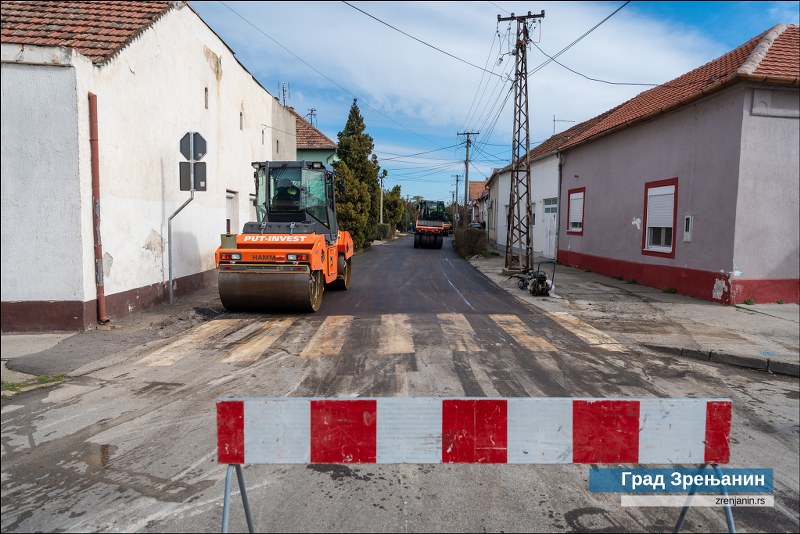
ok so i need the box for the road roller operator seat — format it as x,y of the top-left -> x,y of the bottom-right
273,178 -> 300,211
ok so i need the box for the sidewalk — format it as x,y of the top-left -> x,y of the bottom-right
468,252 -> 799,378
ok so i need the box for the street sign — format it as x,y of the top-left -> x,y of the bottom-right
180,132 -> 207,161
179,161 -> 207,191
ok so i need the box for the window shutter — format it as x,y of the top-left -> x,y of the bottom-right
569,192 -> 584,223
226,194 -> 234,220
647,186 -> 674,228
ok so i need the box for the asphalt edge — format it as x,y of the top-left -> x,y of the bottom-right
464,255 -> 800,379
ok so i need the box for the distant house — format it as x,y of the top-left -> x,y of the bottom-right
288,107 -> 337,166
1,1 -> 296,332
555,24 -> 799,305
468,180 -> 488,224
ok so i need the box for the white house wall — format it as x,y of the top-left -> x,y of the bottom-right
1,61 -> 84,302
74,4 -> 295,299
531,155 -> 560,259
486,156 -> 560,258
1,3 -> 296,330
487,170 -> 510,250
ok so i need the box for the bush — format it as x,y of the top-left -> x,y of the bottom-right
453,227 -> 487,258
663,287 -> 677,294
375,223 -> 393,240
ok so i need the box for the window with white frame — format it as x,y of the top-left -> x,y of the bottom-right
644,181 -> 677,254
567,188 -> 585,234
544,197 -> 558,214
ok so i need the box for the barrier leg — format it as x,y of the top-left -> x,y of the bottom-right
235,464 -> 255,534
713,464 -> 736,534
673,465 -> 702,534
221,464 -> 235,534
673,465 -> 736,534
220,464 -> 255,534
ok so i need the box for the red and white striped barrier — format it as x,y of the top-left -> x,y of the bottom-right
217,397 -> 731,465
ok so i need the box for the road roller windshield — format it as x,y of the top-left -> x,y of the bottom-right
259,163 -> 331,228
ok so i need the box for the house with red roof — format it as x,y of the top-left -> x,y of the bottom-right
490,23 -> 798,304
468,180 -> 488,225
556,23 -> 799,305
1,1 -> 297,331
287,107 -> 337,166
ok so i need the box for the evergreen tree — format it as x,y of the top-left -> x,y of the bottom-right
383,185 -> 406,229
334,161 -> 371,250
334,99 -> 381,249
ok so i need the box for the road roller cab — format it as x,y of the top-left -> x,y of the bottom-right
215,161 -> 353,312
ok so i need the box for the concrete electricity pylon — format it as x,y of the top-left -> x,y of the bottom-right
498,10 -> 544,274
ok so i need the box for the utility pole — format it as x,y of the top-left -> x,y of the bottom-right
498,10 -> 544,274
452,174 -> 460,226
458,131 -> 478,226
379,173 -> 384,224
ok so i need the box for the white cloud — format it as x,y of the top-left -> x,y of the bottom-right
191,0 -> 784,200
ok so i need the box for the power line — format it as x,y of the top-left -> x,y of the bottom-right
533,42 -> 657,86
218,0 -> 444,150
529,1 -> 630,78
341,1 -> 502,78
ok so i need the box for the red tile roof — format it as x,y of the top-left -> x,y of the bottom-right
1,1 -> 175,64
469,180 -> 487,201
287,107 -> 337,150
560,24 -> 799,151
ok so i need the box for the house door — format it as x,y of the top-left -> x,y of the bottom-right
543,197 -> 558,259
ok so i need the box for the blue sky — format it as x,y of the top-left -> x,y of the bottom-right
191,1 -> 799,203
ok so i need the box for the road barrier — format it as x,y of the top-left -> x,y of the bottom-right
216,397 -> 733,533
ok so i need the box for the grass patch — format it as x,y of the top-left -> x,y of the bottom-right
584,269 -> 592,273
662,287 -> 677,294
743,299 -> 756,305
1,374 -> 66,393
625,279 -> 638,285
777,299 -> 785,304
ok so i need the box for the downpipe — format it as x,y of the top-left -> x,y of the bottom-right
88,92 -> 109,324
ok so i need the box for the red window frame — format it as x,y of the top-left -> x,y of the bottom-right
566,187 -> 586,236
641,177 -> 678,259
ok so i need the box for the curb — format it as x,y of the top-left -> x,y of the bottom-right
641,344 -> 799,378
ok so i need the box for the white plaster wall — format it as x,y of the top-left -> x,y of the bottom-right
485,157 -> 558,257
70,3 -> 296,298
487,169 -> 510,250
1,61 -> 85,301
559,86 -> 745,273
530,155 -> 560,258
734,86 -> 800,280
